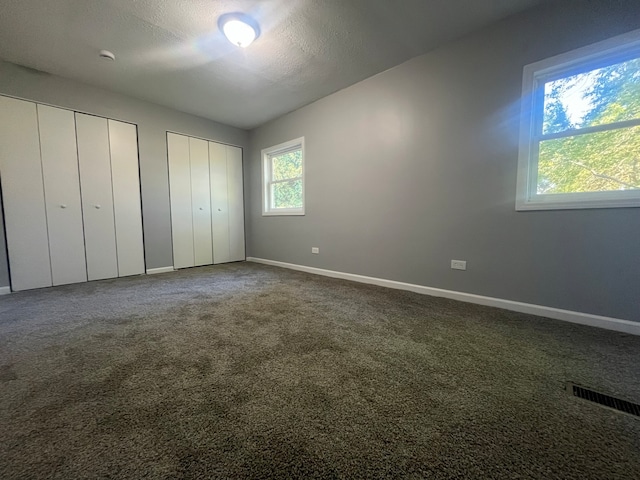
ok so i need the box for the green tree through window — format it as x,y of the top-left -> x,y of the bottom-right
538,57 -> 640,194
271,150 -> 303,209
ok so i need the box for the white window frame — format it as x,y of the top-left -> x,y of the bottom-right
262,137 -> 305,216
516,29 -> 640,211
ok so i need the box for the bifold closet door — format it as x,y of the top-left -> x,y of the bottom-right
190,138 -> 213,266
109,120 -> 145,277
76,113 -> 119,281
209,142 -> 230,264
168,133 -> 195,269
210,143 -> 245,264
0,96 -> 52,291
226,145 -> 245,262
38,105 -> 87,286
168,133 -> 244,269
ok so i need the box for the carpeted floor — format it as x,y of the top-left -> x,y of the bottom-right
1,262 -> 639,479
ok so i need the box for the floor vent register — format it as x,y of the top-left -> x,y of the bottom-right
568,382 -> 640,417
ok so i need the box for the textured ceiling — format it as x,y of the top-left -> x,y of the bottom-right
0,0 -> 547,129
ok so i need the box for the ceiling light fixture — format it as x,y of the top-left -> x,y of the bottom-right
218,13 -> 260,48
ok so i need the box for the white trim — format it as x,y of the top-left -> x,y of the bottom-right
261,137 -> 305,216
247,257 -> 640,335
0,286 -> 11,295
146,266 -> 175,275
529,28 -> 640,79
516,28 -> 640,211
262,210 -> 305,216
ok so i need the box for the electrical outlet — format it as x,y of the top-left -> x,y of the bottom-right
312,247 -> 319,254
451,260 -> 467,270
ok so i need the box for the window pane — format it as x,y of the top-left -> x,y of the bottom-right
543,57 -> 640,135
271,149 -> 302,181
537,125 -> 640,194
272,179 -> 303,209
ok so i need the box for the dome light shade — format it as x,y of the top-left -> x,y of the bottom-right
219,13 -> 260,48
223,20 -> 256,47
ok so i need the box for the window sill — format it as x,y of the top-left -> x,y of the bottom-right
516,195 -> 640,211
262,210 -> 305,216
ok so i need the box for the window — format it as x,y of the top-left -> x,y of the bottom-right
516,29 -> 640,210
262,137 -> 305,215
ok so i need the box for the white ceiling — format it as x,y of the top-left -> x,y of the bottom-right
0,0 -> 547,129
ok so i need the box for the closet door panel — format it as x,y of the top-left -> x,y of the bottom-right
209,142 -> 230,264
0,96 -> 52,290
38,104 -> 87,286
167,133 -> 194,269
226,145 -> 245,262
190,137 -> 213,266
76,113 -> 118,281
109,120 -> 144,277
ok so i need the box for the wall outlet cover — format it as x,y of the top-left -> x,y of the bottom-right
451,260 -> 467,270
312,247 -> 319,254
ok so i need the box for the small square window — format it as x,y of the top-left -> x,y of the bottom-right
262,138 -> 305,216
516,29 -> 640,210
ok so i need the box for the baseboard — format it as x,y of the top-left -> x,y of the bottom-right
0,286 -> 10,295
146,266 -> 175,275
246,257 -> 640,336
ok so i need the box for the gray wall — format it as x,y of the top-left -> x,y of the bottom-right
247,0 -> 640,322
0,60 -> 248,286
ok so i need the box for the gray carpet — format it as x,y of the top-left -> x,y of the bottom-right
1,262 -> 639,479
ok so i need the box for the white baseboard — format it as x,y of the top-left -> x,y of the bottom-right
146,266 -> 175,275
0,286 -> 10,295
247,257 -> 640,336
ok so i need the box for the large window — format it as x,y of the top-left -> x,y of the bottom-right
262,137 -> 305,216
516,29 -> 640,210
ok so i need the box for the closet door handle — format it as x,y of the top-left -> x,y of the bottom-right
218,208 -> 222,212
60,204 -> 67,209
199,207 -> 204,210
94,204 -> 101,209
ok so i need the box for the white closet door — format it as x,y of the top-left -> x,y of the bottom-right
38,105 -> 87,286
0,96 -> 52,290
209,142 -> 230,264
76,113 -> 118,281
109,120 -> 145,277
167,133 -> 194,269
226,145 -> 245,262
190,137 -> 213,266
